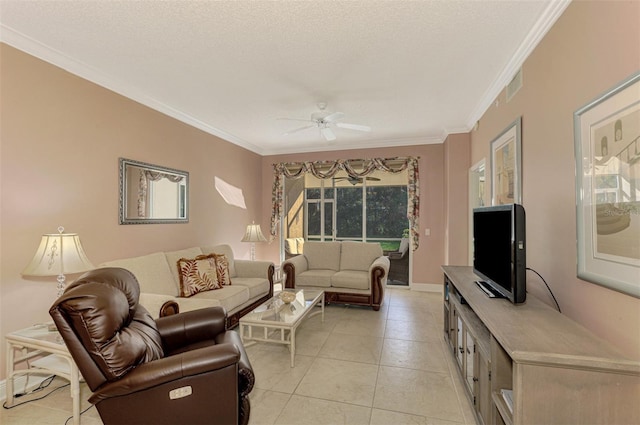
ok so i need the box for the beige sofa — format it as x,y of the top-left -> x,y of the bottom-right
100,244 -> 274,328
282,241 -> 389,310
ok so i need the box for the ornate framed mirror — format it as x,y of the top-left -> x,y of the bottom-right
119,158 -> 189,224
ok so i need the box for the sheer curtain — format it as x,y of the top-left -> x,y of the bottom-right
270,157 -> 420,250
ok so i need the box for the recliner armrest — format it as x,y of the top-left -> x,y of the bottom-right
89,342 -> 240,404
215,329 -> 255,397
156,306 -> 227,352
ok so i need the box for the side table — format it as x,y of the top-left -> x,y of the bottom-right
5,324 -> 82,425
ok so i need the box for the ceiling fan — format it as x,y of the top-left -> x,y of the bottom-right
280,102 -> 371,141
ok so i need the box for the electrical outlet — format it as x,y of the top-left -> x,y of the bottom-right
424,228 -> 431,236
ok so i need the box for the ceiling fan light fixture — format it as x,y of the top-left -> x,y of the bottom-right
321,126 -> 336,141
281,103 -> 369,141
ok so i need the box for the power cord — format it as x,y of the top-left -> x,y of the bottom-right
2,378 -> 68,409
526,267 -> 561,313
65,404 -> 95,425
3,374 -> 94,425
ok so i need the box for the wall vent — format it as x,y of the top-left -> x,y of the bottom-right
506,68 -> 523,102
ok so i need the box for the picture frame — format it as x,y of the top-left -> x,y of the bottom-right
490,117 -> 522,205
574,72 -> 640,298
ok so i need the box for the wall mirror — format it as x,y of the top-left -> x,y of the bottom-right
119,158 -> 189,224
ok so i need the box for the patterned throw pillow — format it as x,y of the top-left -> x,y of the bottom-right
177,254 -> 221,297
213,253 -> 232,286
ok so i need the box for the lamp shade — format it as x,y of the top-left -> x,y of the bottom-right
22,231 -> 94,277
241,223 -> 267,243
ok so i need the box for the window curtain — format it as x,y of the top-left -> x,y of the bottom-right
270,157 -> 420,250
137,171 -> 184,217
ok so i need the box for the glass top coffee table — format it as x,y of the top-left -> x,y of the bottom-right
239,289 -> 324,367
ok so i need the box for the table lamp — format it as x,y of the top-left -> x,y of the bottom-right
22,226 -> 95,298
241,221 -> 267,261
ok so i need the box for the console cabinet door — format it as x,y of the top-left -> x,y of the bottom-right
465,331 -> 476,393
456,314 -> 464,368
477,349 -> 491,425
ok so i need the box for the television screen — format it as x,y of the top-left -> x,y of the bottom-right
473,204 -> 526,304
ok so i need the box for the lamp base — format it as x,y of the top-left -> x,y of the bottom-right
56,274 -> 66,298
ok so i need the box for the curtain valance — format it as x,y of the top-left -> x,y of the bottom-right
270,157 -> 420,250
137,171 -> 184,217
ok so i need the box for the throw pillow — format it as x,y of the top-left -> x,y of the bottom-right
177,254 -> 221,297
213,253 -> 232,286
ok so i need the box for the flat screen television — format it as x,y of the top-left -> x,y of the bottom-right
473,204 -> 526,304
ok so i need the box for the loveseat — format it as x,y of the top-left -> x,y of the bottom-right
282,241 -> 389,310
100,244 -> 274,328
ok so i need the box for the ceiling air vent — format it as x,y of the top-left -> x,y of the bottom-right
506,68 -> 523,102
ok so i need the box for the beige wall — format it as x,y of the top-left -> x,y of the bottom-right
0,44 -> 264,379
261,145 -> 446,286
469,1 -> 640,357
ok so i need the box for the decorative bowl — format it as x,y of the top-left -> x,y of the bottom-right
279,291 -> 296,304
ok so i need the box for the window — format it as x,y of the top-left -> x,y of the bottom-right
299,171 -> 408,249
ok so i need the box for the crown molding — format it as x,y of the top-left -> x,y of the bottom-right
262,134 -> 444,156
0,25 -> 267,156
465,0 -> 571,128
2,1 -> 571,158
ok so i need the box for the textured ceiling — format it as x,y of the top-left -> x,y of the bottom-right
0,1 -> 569,155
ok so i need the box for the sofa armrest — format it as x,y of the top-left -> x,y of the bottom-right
139,292 -> 179,319
370,255 -> 390,277
235,259 -> 274,280
282,255 -> 308,288
369,255 -> 390,311
89,342 -> 240,403
156,306 -> 227,352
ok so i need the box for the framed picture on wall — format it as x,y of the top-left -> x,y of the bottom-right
574,72 -> 640,298
490,117 -> 522,205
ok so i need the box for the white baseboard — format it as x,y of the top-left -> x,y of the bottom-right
0,374 -> 51,403
410,282 -> 443,293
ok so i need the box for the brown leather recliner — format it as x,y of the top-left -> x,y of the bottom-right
49,267 -> 254,425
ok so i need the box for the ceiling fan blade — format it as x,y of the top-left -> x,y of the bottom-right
321,127 -> 336,141
322,111 -> 345,123
336,122 -> 371,132
284,125 -> 315,136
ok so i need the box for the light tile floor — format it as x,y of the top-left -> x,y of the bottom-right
1,288 -> 476,425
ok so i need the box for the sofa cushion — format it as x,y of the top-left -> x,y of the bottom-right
165,247 -> 204,287
189,285 -> 249,313
202,244 -> 237,277
232,277 -> 269,300
297,270 -> 335,288
331,270 -> 370,290
100,252 -> 177,296
340,241 -> 383,272
177,254 -> 221,297
304,241 -> 341,271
